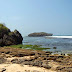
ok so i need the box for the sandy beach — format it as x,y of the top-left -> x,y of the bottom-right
0,64 -> 56,72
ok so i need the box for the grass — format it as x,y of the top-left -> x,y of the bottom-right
6,44 -> 51,51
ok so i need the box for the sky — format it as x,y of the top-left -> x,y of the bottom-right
0,0 -> 72,36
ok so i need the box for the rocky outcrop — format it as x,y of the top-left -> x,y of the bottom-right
28,32 -> 53,37
0,24 -> 23,46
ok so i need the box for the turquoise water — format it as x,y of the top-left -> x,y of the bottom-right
23,36 -> 72,54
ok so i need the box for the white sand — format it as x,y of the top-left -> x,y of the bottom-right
0,64 -> 56,72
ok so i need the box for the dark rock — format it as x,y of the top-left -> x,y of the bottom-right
5,51 -> 11,54
29,52 -> 35,56
46,53 -> 50,56
56,66 -> 72,72
13,30 -> 23,44
14,54 -> 25,57
14,52 -> 35,57
43,57 -> 47,60
0,24 -> 23,46
1,52 -> 4,53
38,53 -> 41,55
0,68 -> 6,72
45,51 -> 52,54
3,34 -> 16,45
11,58 -> 18,63
49,55 -> 64,59
58,56 -> 64,58
3,30 -> 23,45
0,38 -> 3,46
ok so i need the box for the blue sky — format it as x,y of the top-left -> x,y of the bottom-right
0,0 -> 72,36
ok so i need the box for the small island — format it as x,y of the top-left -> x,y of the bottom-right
28,32 -> 53,37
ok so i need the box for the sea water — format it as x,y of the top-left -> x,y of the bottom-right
23,36 -> 72,54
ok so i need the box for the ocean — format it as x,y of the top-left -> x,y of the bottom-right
23,36 -> 72,54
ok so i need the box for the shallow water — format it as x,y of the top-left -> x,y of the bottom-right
23,36 -> 72,54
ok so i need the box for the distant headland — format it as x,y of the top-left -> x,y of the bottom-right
28,32 -> 53,37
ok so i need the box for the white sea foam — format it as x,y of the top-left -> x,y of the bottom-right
45,36 -> 72,39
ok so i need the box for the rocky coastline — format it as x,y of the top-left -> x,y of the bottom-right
0,24 -> 72,72
0,47 -> 72,72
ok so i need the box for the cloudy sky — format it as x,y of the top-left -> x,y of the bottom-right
0,0 -> 72,36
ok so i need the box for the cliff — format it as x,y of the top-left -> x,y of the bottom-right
0,23 -> 23,46
28,32 -> 53,37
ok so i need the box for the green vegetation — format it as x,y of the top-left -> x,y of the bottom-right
6,44 -> 51,51
0,23 -> 10,38
0,23 -> 9,31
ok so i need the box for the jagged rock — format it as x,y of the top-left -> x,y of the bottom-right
13,30 -> 23,44
0,24 -> 23,46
